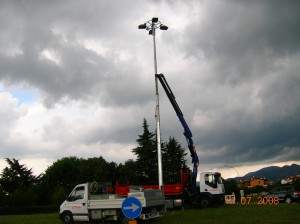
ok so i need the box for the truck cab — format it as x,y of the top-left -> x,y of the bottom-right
199,172 -> 225,194
198,172 -> 225,205
60,183 -> 90,223
183,172 -> 225,208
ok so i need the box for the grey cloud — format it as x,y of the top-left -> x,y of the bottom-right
167,0 -> 300,166
183,0 -> 300,84
0,0 -> 154,107
1,0 -> 300,171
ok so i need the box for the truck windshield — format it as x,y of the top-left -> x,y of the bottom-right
204,173 -> 223,188
69,186 -> 85,201
205,174 -> 217,188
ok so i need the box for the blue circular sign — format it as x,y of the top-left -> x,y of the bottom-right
121,197 -> 142,219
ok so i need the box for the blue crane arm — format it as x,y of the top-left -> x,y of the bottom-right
156,73 -> 199,191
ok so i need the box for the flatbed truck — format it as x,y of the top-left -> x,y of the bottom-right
59,182 -> 165,223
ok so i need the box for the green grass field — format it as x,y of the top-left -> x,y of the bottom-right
159,204 -> 300,224
0,204 -> 300,224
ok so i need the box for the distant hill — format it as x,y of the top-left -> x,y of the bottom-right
242,163 -> 300,181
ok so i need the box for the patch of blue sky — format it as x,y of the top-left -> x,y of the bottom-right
10,88 -> 39,106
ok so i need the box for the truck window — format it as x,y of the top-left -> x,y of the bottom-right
69,186 -> 85,201
205,174 -> 217,188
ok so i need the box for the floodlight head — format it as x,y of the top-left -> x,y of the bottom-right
160,25 -> 168,30
138,24 -> 147,29
152,17 -> 158,23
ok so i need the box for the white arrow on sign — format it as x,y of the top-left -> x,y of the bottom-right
124,203 -> 140,212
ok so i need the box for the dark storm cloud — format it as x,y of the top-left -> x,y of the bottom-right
184,0 -> 300,81
175,0 -> 300,166
0,0 -> 154,107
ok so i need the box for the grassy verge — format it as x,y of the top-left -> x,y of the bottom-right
0,213 -> 60,224
0,204 -> 300,224
158,204 -> 300,224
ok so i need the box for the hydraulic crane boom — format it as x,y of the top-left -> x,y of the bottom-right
156,73 -> 199,193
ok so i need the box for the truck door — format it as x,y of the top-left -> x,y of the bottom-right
214,173 -> 225,194
67,185 -> 89,222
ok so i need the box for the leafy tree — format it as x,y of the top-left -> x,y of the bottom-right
79,157 -> 117,183
43,156 -> 82,191
162,137 -> 188,183
0,158 -> 40,195
132,119 -> 191,185
132,119 -> 158,184
4,188 -> 37,207
0,158 -> 41,207
117,159 -> 139,184
35,156 -> 82,205
50,185 -> 66,206
38,156 -> 118,205
0,185 -> 5,205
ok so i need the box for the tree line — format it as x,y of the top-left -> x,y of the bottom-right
0,119 -> 190,209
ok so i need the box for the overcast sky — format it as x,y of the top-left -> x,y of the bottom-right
1,0 -> 300,179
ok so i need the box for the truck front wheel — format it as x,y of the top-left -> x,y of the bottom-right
197,197 -> 211,208
62,211 -> 74,224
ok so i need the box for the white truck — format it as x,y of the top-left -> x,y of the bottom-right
59,182 -> 165,224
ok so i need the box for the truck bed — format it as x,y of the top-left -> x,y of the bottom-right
144,184 -> 183,196
88,191 -> 164,209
